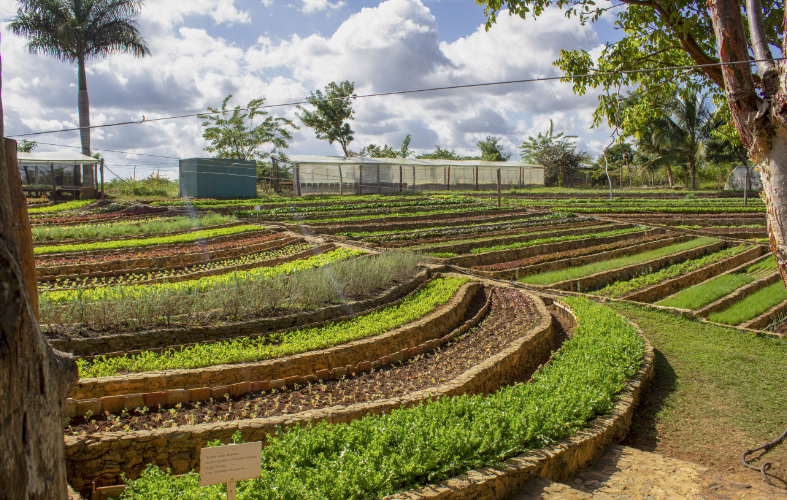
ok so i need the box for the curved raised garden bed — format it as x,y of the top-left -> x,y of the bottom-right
64,284 -> 554,494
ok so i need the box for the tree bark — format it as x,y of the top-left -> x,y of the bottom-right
77,55 -> 90,156
665,164 -> 674,187
744,165 -> 750,207
0,54 -> 79,498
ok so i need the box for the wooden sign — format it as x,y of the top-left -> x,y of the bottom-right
200,441 -> 262,499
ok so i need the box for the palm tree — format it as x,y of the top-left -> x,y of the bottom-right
655,92 -> 718,190
8,0 -> 150,157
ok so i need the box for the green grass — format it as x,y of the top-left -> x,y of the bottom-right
657,273 -> 754,310
119,296 -> 645,500
596,245 -> 751,298
33,224 -> 264,255
607,303 -> 787,469
27,199 -> 93,213
745,257 -> 777,274
519,237 -> 718,286
469,226 -> 644,254
77,276 -> 469,378
708,281 -> 787,325
425,252 -> 457,258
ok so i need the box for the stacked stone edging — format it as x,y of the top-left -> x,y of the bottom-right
542,240 -> 727,293
695,272 -> 780,317
37,234 -> 294,279
51,268 -> 432,357
66,278 -> 478,399
42,242 -> 332,291
412,221 -> 627,257
622,244 -> 765,303
473,231 -> 685,280
293,210 -> 533,236
740,297 -> 787,329
442,225 -> 645,268
64,286 -> 554,493
380,298 -> 655,500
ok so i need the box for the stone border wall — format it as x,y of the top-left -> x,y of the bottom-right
443,225 -> 645,268
473,231 -> 684,280
695,272 -> 780,317
51,268 -> 432,358
37,234 -> 294,278
42,242 -> 332,291
294,210 -> 533,236
67,278 -> 479,399
740,297 -> 787,329
380,298 -> 655,500
622,244 -> 765,303
64,286 -> 554,494
413,222 -> 629,257
35,227 -> 271,259
543,240 -> 727,293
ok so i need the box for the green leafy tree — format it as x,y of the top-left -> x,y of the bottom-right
17,139 -> 38,152
416,145 -> 468,160
352,134 -> 413,158
297,81 -> 356,156
475,0 -> 787,281
198,95 -> 297,163
8,0 -> 150,156
477,136 -> 512,161
520,120 -> 587,186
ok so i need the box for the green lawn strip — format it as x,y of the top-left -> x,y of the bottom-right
519,237 -> 718,286
34,224 -> 264,255
425,252 -> 457,258
78,276 -> 469,378
119,296 -> 644,500
676,224 -> 765,229
656,273 -> 754,310
745,257 -> 777,274
606,302 -> 787,469
595,245 -> 751,298
31,213 -> 234,242
470,226 -> 645,254
27,199 -> 94,213
708,281 -> 787,325
286,206 -> 505,224
41,248 -> 364,304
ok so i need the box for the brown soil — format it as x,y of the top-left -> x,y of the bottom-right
65,287 -> 548,436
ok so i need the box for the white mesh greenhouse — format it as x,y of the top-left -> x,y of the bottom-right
283,156 -> 544,196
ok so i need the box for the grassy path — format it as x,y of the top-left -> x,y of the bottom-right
608,303 -> 787,477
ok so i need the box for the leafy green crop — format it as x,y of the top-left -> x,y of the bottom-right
118,296 -> 644,500
78,276 -> 468,378
709,281 -> 787,325
27,199 -> 94,213
657,274 -> 754,310
596,245 -> 751,298
34,224 -> 265,255
470,226 -> 645,254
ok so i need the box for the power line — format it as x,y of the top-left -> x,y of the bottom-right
31,141 -> 180,159
8,57 -> 782,139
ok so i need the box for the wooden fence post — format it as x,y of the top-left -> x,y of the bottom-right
50,162 -> 56,201
475,166 -> 479,191
294,163 -> 301,196
34,165 -> 39,185
359,165 -> 363,195
100,159 -> 105,200
399,165 -> 402,192
338,165 -> 343,195
447,166 -> 450,191
497,168 -> 501,207
412,166 -> 416,192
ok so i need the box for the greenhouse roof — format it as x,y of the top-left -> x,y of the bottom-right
17,152 -> 100,166
284,155 -> 542,168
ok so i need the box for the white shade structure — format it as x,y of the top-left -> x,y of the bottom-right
17,152 -> 100,166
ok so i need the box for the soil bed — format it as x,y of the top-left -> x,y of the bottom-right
65,286 -> 546,435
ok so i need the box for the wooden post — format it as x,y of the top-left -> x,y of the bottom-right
50,162 -> 56,201
272,158 -> 279,193
399,165 -> 402,192
358,165 -> 363,195
447,166 -> 450,191
443,167 -> 446,190
34,165 -> 39,185
376,165 -> 380,194
294,163 -> 301,196
100,158 -> 105,200
338,165 -> 343,195
412,166 -> 415,192
475,166 -> 478,191
497,168 -> 501,207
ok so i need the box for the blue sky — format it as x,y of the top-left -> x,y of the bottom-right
1,0 -> 621,180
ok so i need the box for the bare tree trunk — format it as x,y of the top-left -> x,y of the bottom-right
744,165 -> 750,207
0,54 -> 79,498
77,55 -> 90,156
665,165 -> 674,186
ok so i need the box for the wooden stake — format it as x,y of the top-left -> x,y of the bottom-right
338,165 -> 343,195
447,166 -> 450,191
34,165 -> 39,185
100,158 -> 105,200
359,165 -> 363,195
51,162 -> 56,201
227,481 -> 236,500
497,168 -> 501,207
474,166 -> 478,191
399,165 -> 402,192
412,166 -> 415,192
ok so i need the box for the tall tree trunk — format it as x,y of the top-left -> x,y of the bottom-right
77,55 -> 90,156
665,164 -> 674,186
709,0 -> 787,283
690,160 -> 696,190
0,52 -> 79,499
744,165 -> 750,207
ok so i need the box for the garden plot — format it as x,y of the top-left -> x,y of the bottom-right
431,224 -> 649,266
518,237 -> 723,292
151,194 -> 429,210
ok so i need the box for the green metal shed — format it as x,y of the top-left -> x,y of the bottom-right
178,158 -> 257,198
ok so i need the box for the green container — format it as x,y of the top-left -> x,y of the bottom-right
179,158 -> 257,198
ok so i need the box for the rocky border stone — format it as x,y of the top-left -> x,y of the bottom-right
51,267 -> 432,358
64,285 -> 554,494
66,276 -> 478,399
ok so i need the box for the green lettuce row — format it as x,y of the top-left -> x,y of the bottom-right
470,226 -> 645,254
287,205 -> 505,224
27,199 -> 94,213
42,248 -> 364,304
34,224 -> 265,255
78,275 -> 468,378
119,295 -> 645,500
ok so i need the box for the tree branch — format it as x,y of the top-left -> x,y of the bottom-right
744,0 -> 777,95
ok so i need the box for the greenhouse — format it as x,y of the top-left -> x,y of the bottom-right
283,155 -> 544,195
